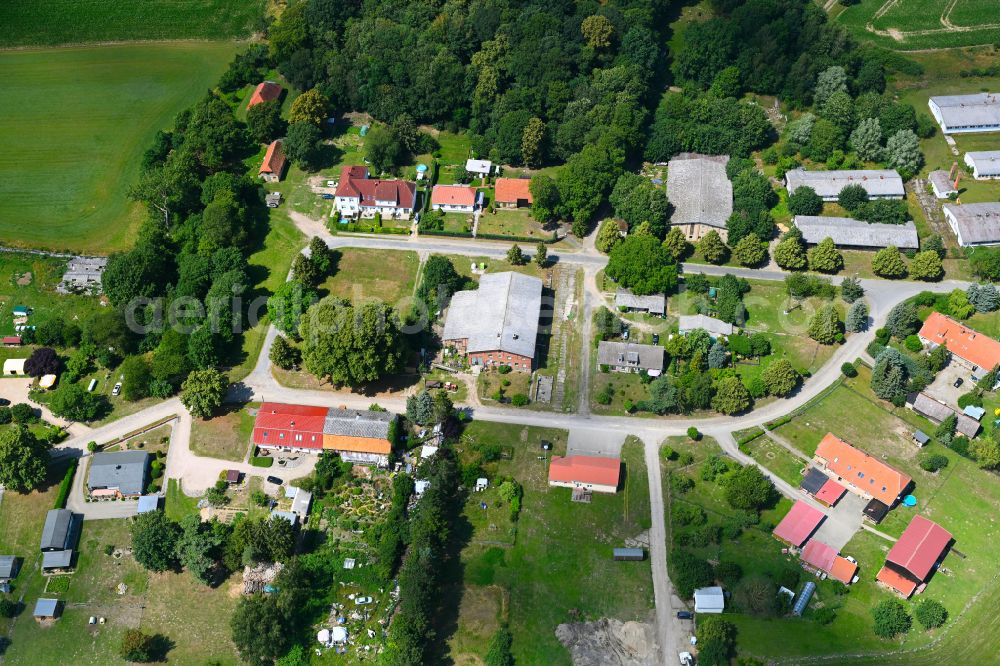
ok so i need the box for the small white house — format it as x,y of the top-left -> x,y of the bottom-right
928,170 -> 958,199
465,159 -> 493,178
3,358 -> 26,376
693,586 -> 725,614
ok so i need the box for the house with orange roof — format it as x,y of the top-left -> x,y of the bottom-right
813,433 -> 912,509
918,311 -> 1000,373
548,455 -> 621,494
252,403 -> 395,466
248,81 -> 283,109
800,539 -> 858,584
495,178 -> 534,208
431,185 -> 477,213
258,140 -> 287,183
876,515 -> 952,598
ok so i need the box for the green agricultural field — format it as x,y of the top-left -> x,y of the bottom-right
2,0 -> 264,47
835,0 -> 1000,50
0,42 -> 238,253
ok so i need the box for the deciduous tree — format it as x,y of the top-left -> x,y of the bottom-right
287,88 -> 328,126
774,232 -> 807,270
130,510 -> 180,572
606,235 -> 677,296
732,235 -> 767,267
0,426 -> 50,492
180,368 -> 229,419
300,299 -> 404,386
909,250 -> 943,281
807,237 -> 844,273
762,359 -> 800,396
872,245 -> 907,279
662,227 -> 690,261
712,377 -> 752,415
698,230 -> 728,264
787,186 -> 823,216
872,599 -> 912,639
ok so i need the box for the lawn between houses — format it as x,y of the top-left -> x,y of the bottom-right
0,42 -> 238,254
446,423 -> 654,664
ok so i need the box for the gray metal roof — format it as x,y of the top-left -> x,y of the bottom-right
943,202 -> 1000,245
678,314 -> 733,337
965,151 -> 1000,176
911,392 -> 981,438
88,451 -> 151,496
0,555 -> 17,579
930,93 -> 1000,129
442,271 -> 543,358
291,489 -> 313,517
41,550 -> 73,570
615,289 -> 666,315
323,408 -> 393,439
40,509 -> 77,551
597,341 -> 665,372
785,168 -> 904,199
794,215 -> 918,249
270,510 -> 298,526
667,153 -> 732,229
136,495 -> 160,514
928,170 -> 957,197
33,598 -> 59,618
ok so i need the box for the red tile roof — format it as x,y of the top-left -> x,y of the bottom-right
495,177 -> 533,204
919,311 -> 1000,372
772,500 -> 825,547
829,557 -> 858,585
548,455 -> 621,488
801,539 -> 837,573
876,566 -> 918,597
2,336 -> 21,345
816,478 -> 847,506
252,402 -> 328,449
334,166 -> 414,207
259,140 -> 287,176
886,515 -> 952,581
248,81 -> 282,108
815,433 -> 912,506
432,185 -> 477,207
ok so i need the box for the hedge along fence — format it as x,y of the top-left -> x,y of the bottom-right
103,414 -> 177,449
335,223 -> 411,235
734,427 -> 765,448
418,227 -> 560,244
53,458 -> 78,509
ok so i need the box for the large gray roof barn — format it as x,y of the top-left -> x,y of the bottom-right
785,168 -> 904,200
929,93 -> 1000,134
597,341 -> 665,374
40,509 -> 78,552
323,408 -> 393,440
794,216 -> 918,249
943,202 -> 1000,246
88,451 -> 151,496
667,153 -> 732,238
442,271 -> 542,359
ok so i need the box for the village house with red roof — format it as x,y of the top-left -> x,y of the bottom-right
247,81 -> 283,109
431,185 -> 477,213
252,402 -> 395,466
333,166 -> 417,220
494,178 -> 534,208
548,455 -> 621,494
918,311 -> 1000,374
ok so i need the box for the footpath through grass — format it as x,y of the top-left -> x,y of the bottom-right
0,42 -> 238,253
1,0 -> 264,47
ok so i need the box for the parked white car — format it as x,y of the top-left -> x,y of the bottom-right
354,596 -> 373,606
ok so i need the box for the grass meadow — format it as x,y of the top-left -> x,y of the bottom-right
0,42 -> 238,253
1,0 -> 264,47
448,423 -> 654,664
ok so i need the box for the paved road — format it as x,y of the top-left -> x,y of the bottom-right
49,220 -> 976,661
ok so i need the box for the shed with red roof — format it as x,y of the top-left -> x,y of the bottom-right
801,539 -> 858,584
248,82 -> 283,109
258,141 -> 287,183
772,500 -> 825,547
548,455 -> 621,494
2,336 -> 21,347
876,515 -> 953,598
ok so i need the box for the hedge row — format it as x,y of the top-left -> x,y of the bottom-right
335,224 -> 410,235
418,227 -> 558,244
53,459 -> 78,509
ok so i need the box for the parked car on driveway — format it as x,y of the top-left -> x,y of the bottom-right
266,475 -> 282,485
676,611 -> 693,620
112,382 -> 122,396
953,378 -> 963,388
